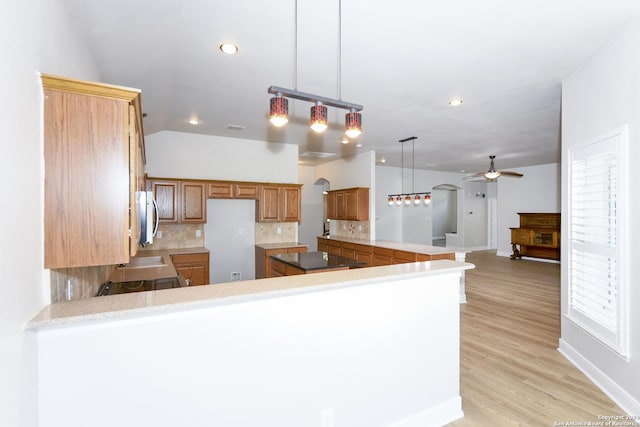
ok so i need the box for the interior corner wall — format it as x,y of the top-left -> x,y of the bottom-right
495,163 -> 560,257
145,131 -> 299,183
560,18 -> 640,414
298,165 -> 324,250
1,2 -> 101,427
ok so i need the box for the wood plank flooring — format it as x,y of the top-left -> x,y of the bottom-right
446,250 -> 623,426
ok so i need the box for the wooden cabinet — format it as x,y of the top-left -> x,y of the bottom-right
171,252 -> 209,286
317,238 -> 329,253
373,246 -> 394,266
354,244 -> 373,266
208,181 -> 259,199
257,184 -> 302,223
181,182 -> 206,223
43,75 -> 145,268
149,179 -> 206,224
326,187 -> 369,221
255,244 -> 308,279
510,213 -> 560,261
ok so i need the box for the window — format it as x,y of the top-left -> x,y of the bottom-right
567,127 -> 628,358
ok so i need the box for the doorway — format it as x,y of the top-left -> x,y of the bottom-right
431,184 -> 461,247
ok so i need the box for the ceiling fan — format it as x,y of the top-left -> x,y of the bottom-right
463,155 -> 524,180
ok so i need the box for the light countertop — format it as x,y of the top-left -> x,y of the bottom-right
28,260 -> 473,330
255,242 -> 308,250
318,236 -> 458,255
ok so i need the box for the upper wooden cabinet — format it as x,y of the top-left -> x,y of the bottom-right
326,187 -> 369,221
257,184 -> 302,223
149,179 -> 206,224
208,181 -> 259,199
43,74 -> 145,269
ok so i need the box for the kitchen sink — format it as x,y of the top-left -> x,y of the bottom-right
117,255 -> 167,270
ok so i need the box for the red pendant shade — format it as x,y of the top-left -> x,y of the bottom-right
269,95 -> 288,127
345,111 -> 362,138
310,103 -> 328,133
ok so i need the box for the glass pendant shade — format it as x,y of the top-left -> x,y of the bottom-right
269,95 -> 288,127
345,111 -> 362,138
424,194 -> 431,205
404,195 -> 411,206
310,103 -> 328,133
414,195 -> 421,205
395,196 -> 402,206
387,196 -> 394,206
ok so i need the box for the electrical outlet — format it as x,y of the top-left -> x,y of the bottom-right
276,227 -> 281,234
231,272 -> 241,281
195,229 -> 201,237
157,230 -> 162,239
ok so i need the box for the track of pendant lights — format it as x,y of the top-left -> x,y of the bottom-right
267,86 -> 363,137
387,136 -> 432,207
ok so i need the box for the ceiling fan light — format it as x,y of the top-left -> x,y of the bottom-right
484,171 -> 501,179
345,110 -> 362,138
310,102 -> 328,133
269,94 -> 288,127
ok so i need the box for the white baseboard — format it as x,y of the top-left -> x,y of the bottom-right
558,339 -> 640,416
496,251 -> 560,264
388,397 -> 464,427
496,250 -> 512,258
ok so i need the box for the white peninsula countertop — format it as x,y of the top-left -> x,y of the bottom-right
28,259 -> 472,330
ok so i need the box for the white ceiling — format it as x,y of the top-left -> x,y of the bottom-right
61,0 -> 639,173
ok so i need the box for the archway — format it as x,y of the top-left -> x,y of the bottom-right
431,184 -> 462,247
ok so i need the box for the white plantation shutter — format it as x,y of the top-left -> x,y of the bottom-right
567,128 -> 628,357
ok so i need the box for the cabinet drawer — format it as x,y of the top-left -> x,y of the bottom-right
234,183 -> 258,199
511,229 -> 532,245
171,252 -> 209,265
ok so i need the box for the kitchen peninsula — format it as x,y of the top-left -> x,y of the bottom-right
29,259 -> 473,427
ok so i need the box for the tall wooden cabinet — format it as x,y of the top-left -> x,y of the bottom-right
43,75 -> 145,269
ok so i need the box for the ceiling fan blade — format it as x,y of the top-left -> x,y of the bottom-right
463,172 -> 486,180
499,171 -> 524,178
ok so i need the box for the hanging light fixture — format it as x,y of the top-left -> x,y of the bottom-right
387,137 -> 432,207
345,109 -> 362,138
269,93 -> 289,127
310,101 -> 328,133
266,0 -> 363,136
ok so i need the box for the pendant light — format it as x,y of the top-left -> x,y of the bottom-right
387,137 -> 432,207
269,93 -> 288,127
310,101 -> 328,133
345,109 -> 362,138
267,0 -> 363,137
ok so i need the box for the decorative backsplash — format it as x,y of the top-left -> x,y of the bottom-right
330,220 -> 370,240
254,223 -> 297,244
138,223 -> 204,251
50,264 -> 115,303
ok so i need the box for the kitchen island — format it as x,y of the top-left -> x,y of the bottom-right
28,259 -> 473,427
270,251 -> 365,276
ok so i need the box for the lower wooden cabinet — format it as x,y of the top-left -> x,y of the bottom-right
171,252 -> 209,286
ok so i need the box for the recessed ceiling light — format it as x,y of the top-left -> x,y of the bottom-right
380,158 -> 386,163
341,137 -> 349,144
355,143 -> 363,148
189,119 -> 199,125
219,43 -> 239,55
448,97 -> 464,107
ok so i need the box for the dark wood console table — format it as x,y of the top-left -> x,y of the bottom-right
510,213 -> 560,261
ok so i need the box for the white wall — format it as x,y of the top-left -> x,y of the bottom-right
314,151 -> 376,237
35,271 -> 463,427
495,163 -> 560,257
375,167 -> 472,245
560,19 -> 640,414
0,2 -> 100,426
145,130 -> 299,183
298,165 -> 325,250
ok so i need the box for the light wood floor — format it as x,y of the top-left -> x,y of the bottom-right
446,250 -> 622,426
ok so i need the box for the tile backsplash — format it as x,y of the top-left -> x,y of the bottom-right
138,223 -> 204,250
50,264 -> 115,303
331,220 -> 370,240
254,222 -> 297,244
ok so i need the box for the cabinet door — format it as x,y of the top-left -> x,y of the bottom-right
44,89 -> 130,268
181,182 -> 206,223
258,185 -> 280,222
281,186 -> 301,222
152,181 -> 179,223
208,182 -> 233,198
172,253 -> 209,285
335,191 -> 347,219
326,192 -> 337,220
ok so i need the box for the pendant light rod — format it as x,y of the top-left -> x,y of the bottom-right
267,85 -> 363,111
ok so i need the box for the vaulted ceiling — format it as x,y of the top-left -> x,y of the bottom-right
61,0 -> 639,173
